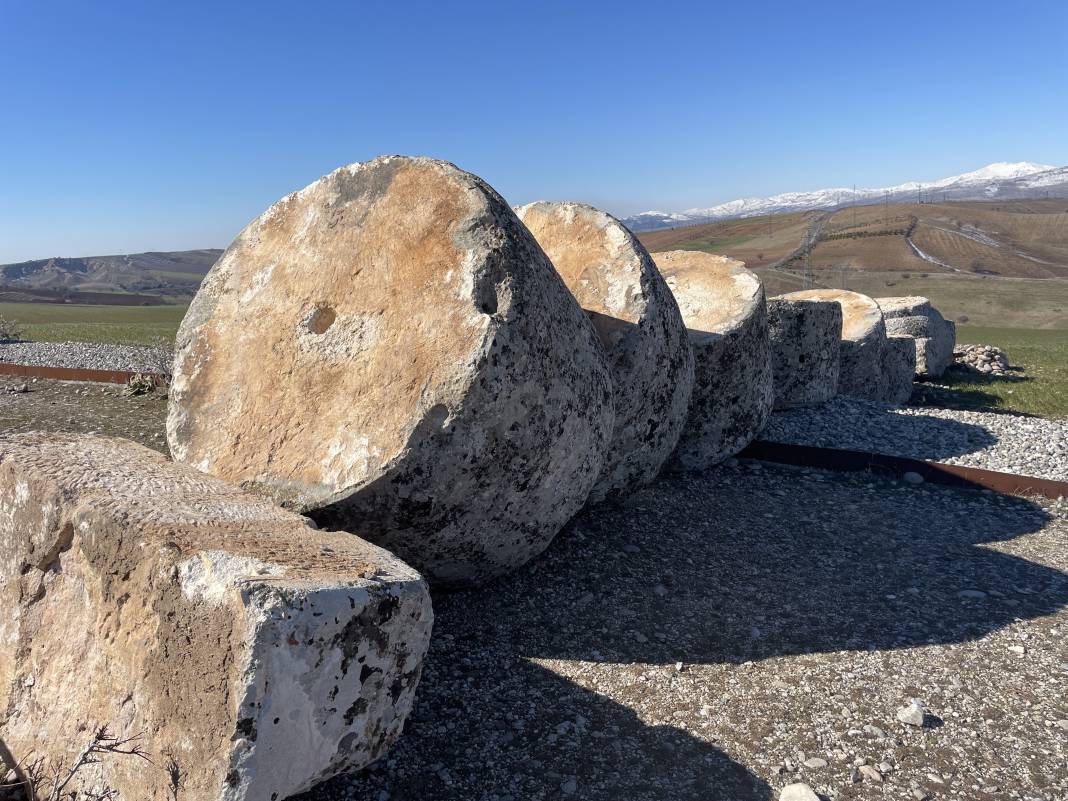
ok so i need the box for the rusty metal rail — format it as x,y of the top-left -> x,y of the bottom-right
739,439 -> 1068,500
0,362 -> 166,386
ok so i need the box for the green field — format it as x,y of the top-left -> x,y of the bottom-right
0,302 -> 188,345
673,233 -> 755,254
916,326 -> 1068,419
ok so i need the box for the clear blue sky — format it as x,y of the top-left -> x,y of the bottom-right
1,0 -> 1066,262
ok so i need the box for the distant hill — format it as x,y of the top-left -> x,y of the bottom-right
637,198 -> 1068,329
0,249 -> 221,303
625,162 -> 1068,232
638,198 -> 1068,280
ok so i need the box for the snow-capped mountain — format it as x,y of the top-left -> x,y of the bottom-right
623,162 -> 1068,232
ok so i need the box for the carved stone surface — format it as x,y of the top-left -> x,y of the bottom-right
515,202 -> 693,502
766,297 -> 842,409
877,296 -> 956,378
0,433 -> 432,801
875,295 -> 933,319
654,251 -> 774,469
782,289 -> 887,401
881,335 -> 918,405
167,156 -> 614,587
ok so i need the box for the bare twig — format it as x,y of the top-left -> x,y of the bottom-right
3,726 -> 152,801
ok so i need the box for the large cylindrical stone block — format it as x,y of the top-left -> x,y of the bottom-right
515,202 -> 694,502
653,251 -> 774,470
167,156 -> 615,587
881,335 -> 917,405
782,289 -> 887,401
876,296 -> 955,378
766,297 -> 842,409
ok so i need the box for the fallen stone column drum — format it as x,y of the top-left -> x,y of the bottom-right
882,316 -> 954,378
782,289 -> 888,401
653,251 -> 774,470
515,201 -> 694,502
877,295 -> 955,378
766,296 -> 842,409
881,335 -> 918,405
167,156 -> 615,587
0,434 -> 433,801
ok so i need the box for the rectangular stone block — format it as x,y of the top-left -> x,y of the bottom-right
0,433 -> 432,801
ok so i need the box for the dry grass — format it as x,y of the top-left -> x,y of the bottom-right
644,199 -> 1068,281
638,212 -> 812,268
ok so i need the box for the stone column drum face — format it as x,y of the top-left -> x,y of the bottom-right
653,251 -> 774,470
0,434 -> 433,801
874,295 -> 933,319
782,289 -> 888,402
881,336 -> 918,405
876,296 -> 956,378
766,297 -> 842,409
166,156 -> 614,587
514,202 -> 694,503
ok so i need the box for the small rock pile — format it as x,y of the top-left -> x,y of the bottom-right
954,343 -> 1010,375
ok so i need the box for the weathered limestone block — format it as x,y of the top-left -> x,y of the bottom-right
514,202 -> 694,502
766,297 -> 842,409
943,321 -> 957,367
876,296 -> 955,378
653,251 -> 774,469
782,289 -> 887,401
882,314 -> 935,338
168,156 -> 614,587
881,336 -> 917,405
875,295 -> 934,319
0,433 -> 432,801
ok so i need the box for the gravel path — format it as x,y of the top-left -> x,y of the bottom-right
0,340 -> 165,373
763,397 -> 1068,481
299,463 -> 1068,801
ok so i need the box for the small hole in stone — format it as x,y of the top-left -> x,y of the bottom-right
307,306 -> 337,335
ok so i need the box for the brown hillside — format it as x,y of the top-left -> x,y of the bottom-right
637,199 -> 1068,328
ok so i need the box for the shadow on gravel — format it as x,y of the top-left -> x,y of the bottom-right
301,463 -> 1063,801
768,401 -> 999,458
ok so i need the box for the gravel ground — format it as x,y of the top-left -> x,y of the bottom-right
0,375 -> 168,452
763,397 -> 1068,481
296,463 -> 1067,801
0,340 -> 165,373
3,377 -> 1067,801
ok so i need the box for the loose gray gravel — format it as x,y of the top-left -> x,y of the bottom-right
763,397 -> 1068,481
0,340 -> 165,373
297,462 -> 1068,801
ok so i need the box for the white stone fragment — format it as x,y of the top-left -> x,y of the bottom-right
896,698 -> 927,727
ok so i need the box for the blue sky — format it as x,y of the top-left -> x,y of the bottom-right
1,0 -> 1066,262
